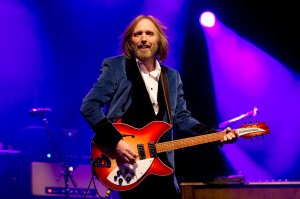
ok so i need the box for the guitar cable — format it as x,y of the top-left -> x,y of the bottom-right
83,167 -> 111,199
83,174 -> 93,199
92,175 -> 111,198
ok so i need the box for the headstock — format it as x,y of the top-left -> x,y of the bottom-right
236,122 -> 270,139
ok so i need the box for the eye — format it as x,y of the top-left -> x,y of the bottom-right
133,31 -> 142,37
146,31 -> 154,36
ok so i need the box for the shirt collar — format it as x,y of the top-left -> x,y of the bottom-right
136,58 -> 161,80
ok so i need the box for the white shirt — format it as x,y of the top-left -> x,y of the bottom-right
136,59 -> 161,115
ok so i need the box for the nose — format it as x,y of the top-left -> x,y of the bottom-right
141,33 -> 147,41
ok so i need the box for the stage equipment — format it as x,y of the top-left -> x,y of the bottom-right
29,107 -> 77,199
31,161 -> 110,198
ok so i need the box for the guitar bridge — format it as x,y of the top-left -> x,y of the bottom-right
91,154 -> 111,168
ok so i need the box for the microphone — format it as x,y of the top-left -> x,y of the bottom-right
29,107 -> 52,116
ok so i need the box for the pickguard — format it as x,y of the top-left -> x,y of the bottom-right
107,158 -> 154,186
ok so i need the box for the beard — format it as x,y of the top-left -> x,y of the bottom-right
133,44 -> 158,61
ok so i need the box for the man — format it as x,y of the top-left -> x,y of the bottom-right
80,15 -> 238,199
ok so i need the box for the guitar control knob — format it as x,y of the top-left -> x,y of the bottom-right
117,170 -> 122,176
126,176 -> 131,182
118,178 -> 123,185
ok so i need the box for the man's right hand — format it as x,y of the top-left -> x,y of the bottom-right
114,139 -> 138,165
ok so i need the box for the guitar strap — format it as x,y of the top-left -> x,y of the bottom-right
160,67 -> 173,125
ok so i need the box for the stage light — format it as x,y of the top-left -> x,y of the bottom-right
199,11 -> 215,28
68,166 -> 74,172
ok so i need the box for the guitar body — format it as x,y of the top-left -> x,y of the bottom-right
91,121 -> 173,191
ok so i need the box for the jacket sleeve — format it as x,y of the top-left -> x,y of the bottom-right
190,123 -> 216,134
80,57 -> 123,149
92,118 -> 123,150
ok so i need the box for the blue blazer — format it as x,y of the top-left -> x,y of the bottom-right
80,55 -> 202,168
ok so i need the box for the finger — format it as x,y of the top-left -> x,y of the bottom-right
221,135 -> 228,142
124,152 -> 136,164
127,150 -> 138,159
234,130 -> 239,137
230,131 -> 238,139
117,155 -> 130,165
129,158 -> 136,164
227,133 -> 233,140
225,127 -> 232,132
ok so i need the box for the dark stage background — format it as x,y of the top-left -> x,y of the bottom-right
1,0 -> 300,198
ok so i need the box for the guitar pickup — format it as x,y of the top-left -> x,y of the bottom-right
148,142 -> 157,158
137,144 -> 146,159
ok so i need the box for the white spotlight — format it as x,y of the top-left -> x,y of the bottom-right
199,11 -> 216,28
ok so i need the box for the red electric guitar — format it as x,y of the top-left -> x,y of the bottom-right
90,121 -> 270,191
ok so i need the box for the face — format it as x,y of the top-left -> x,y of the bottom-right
131,18 -> 159,62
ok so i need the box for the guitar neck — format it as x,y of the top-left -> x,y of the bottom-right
156,131 -> 226,153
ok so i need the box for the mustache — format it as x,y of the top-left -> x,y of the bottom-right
137,44 -> 151,48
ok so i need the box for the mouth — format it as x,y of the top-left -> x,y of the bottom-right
138,44 -> 151,49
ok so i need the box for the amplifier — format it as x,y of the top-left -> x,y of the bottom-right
31,161 -> 116,198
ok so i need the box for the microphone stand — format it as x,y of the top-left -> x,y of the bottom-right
39,111 -> 77,199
